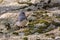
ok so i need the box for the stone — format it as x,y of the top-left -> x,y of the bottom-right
18,0 -> 30,3
28,16 -> 37,21
51,0 -> 60,3
35,23 -> 46,28
55,36 -> 60,40
30,0 -> 41,4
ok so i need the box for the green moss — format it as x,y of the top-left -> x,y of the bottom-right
24,32 -> 30,36
36,19 -> 50,25
28,19 -> 50,27
45,33 -> 55,39
23,29 -> 29,32
30,19 -> 48,23
38,19 -> 47,23
28,22 -> 34,27
52,21 -> 60,26
36,26 -> 48,33
37,29 -> 44,33
24,25 -> 35,35
23,29 -> 33,36
59,27 -> 60,31
36,39 -> 40,40
24,31 -> 33,36
33,11 -> 43,16
34,19 -> 50,33
13,32 -> 19,35
23,37 -> 28,40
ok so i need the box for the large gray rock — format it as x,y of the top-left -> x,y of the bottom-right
0,0 -> 60,5
0,13 -> 19,33
51,0 -> 60,3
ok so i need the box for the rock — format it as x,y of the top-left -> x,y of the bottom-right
30,0 -> 41,4
4,0 -> 16,3
46,24 -> 56,31
53,19 -> 60,23
55,36 -> 60,40
53,13 -> 60,18
35,23 -> 46,28
28,16 -> 37,21
48,7 -> 59,11
19,32 -> 25,36
18,0 -> 30,3
25,5 -> 38,11
0,13 -> 19,32
34,32 -> 39,35
0,0 -> 60,39
0,4 -> 28,14
47,10 -> 60,17
51,0 -> 60,3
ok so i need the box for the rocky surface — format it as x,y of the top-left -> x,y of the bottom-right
0,0 -> 60,40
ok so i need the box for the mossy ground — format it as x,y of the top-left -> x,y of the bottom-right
0,10 -> 60,36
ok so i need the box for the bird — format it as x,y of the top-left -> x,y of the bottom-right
15,11 -> 28,28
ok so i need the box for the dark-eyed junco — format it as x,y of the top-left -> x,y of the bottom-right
15,11 -> 27,28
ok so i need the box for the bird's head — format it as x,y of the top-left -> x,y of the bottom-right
19,11 -> 25,16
